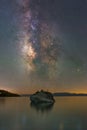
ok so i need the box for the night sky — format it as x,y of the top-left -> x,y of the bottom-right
0,0 -> 87,94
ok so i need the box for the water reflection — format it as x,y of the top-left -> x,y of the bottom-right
30,102 -> 54,113
0,98 -> 6,104
0,97 -> 87,130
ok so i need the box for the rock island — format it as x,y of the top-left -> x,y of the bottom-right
30,90 -> 55,104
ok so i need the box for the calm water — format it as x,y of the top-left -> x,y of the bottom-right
0,97 -> 87,130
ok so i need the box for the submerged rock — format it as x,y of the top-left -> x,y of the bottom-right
30,90 -> 55,104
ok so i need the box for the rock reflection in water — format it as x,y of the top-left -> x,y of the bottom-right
30,102 -> 54,113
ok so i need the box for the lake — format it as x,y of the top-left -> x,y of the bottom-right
0,97 -> 87,130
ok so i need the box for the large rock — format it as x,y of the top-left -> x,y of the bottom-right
30,90 -> 55,104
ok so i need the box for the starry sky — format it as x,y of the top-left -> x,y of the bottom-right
0,0 -> 87,94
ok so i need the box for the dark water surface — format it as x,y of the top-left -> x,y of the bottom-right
0,97 -> 87,130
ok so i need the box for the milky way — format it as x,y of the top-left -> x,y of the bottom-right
17,0 -> 62,78
0,0 -> 87,93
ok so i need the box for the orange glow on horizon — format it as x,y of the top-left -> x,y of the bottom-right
10,87 -> 87,95
1,85 -> 87,94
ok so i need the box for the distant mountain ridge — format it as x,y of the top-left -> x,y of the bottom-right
0,90 -> 20,97
22,92 -> 87,97
53,92 -> 87,96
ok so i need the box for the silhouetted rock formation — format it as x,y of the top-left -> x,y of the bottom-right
30,90 -> 55,104
0,90 -> 20,97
